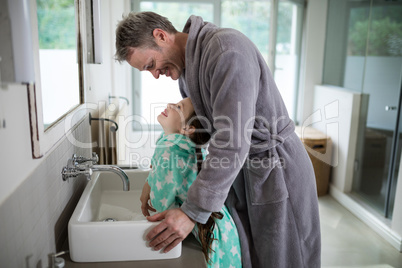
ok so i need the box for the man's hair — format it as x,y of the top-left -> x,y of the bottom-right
115,11 -> 178,62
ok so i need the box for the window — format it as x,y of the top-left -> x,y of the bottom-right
131,0 -> 216,130
131,0 -> 305,129
221,0 -> 271,63
274,1 -> 304,120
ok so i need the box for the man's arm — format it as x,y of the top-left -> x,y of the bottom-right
145,208 -> 195,252
147,47 -> 260,252
185,49 -> 259,212
145,200 -> 211,252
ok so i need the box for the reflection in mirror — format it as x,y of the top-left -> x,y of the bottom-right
36,0 -> 81,129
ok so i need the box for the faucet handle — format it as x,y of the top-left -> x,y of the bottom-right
62,166 -> 78,181
61,165 -> 93,181
73,153 -> 99,164
91,152 -> 99,164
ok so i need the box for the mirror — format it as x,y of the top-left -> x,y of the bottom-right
24,0 -> 91,158
36,0 -> 82,129
3,0 -> 107,158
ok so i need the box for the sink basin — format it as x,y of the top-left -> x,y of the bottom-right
68,169 -> 182,262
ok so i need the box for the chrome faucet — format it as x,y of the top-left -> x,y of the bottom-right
61,153 -> 130,191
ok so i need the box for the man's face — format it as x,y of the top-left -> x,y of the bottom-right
127,45 -> 184,81
157,98 -> 195,135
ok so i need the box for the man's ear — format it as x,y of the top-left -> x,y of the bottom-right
152,29 -> 168,44
180,125 -> 195,136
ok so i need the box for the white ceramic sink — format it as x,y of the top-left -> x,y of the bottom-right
68,169 -> 182,262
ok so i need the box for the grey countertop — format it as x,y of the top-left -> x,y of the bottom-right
64,235 -> 206,268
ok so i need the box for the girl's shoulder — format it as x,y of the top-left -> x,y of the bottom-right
156,133 -> 196,153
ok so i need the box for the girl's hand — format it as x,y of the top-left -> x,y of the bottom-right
140,182 -> 156,216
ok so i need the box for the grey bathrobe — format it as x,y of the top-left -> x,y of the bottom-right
179,16 -> 321,268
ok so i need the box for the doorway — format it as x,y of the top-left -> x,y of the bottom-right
350,0 -> 402,219
323,0 -> 402,219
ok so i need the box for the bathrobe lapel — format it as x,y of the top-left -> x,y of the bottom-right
179,16 -> 216,130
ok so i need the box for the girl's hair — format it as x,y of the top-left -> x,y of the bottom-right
186,112 -> 223,264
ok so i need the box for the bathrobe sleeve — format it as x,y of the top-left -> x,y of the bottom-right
182,47 -> 261,220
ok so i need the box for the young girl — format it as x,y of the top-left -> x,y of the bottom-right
141,97 -> 242,267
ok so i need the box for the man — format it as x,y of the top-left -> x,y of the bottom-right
115,11 -> 321,267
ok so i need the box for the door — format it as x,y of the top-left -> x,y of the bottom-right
351,0 -> 402,219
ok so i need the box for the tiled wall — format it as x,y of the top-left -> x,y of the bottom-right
0,118 -> 91,268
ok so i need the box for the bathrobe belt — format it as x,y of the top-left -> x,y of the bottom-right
249,120 -> 295,156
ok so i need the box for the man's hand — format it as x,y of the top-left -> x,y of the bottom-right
140,182 -> 156,216
146,208 -> 195,253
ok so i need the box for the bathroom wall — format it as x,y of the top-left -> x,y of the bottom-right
0,0 -> 130,204
0,0 -> 130,266
311,85 -> 363,192
0,119 -> 91,267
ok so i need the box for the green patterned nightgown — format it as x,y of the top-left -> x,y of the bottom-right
146,133 -> 242,268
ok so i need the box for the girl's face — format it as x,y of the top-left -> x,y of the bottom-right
157,97 -> 195,135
